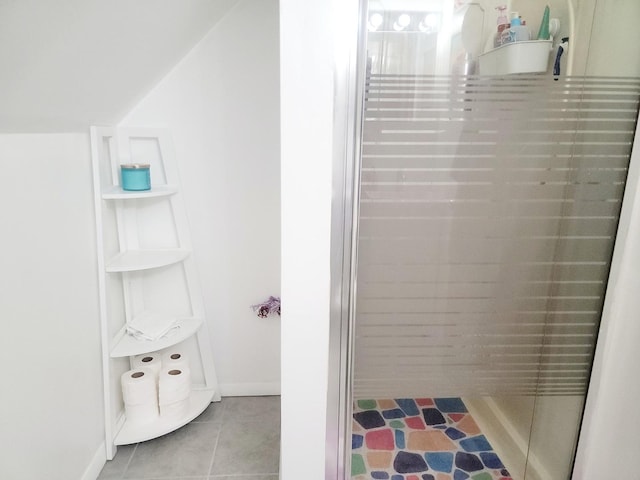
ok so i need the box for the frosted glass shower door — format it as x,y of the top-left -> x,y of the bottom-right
355,74 -> 640,398
350,1 -> 640,479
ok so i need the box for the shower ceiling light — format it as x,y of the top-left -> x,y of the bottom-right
418,13 -> 440,33
393,13 -> 411,31
368,12 -> 384,31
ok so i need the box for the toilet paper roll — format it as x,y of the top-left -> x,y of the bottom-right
161,351 -> 190,372
121,368 -> 157,405
125,403 -> 160,425
158,367 -> 191,406
132,353 -> 162,378
121,368 -> 159,424
159,398 -> 191,421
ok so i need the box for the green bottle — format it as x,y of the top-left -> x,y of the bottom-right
537,5 -> 550,40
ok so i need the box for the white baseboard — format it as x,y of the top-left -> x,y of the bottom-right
219,382 -> 281,397
80,442 -> 106,480
464,397 -> 552,480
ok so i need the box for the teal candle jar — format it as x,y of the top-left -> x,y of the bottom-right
121,164 -> 151,191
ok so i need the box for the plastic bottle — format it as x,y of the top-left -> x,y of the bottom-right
494,5 -> 510,46
496,5 -> 509,31
510,13 -> 530,42
537,5 -> 551,40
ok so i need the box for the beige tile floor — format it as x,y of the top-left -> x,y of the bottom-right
97,396 -> 280,480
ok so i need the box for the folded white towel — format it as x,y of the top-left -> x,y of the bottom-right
126,313 -> 181,341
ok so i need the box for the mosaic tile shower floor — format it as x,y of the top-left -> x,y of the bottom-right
352,398 -> 512,480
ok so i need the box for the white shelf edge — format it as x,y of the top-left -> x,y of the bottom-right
106,249 -> 190,272
480,39 -> 553,56
102,185 -> 179,199
114,388 -> 215,445
478,39 -> 553,76
110,317 -> 203,358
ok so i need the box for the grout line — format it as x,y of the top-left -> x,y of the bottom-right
191,399 -> 226,424
120,442 -> 139,480
206,423 -> 222,476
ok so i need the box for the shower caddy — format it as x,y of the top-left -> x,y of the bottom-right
90,126 -> 220,459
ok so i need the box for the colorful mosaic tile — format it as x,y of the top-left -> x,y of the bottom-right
352,398 -> 513,480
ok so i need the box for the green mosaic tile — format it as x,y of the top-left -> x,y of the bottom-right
351,453 -> 366,476
357,399 -> 377,410
389,420 -> 405,428
472,473 -> 493,480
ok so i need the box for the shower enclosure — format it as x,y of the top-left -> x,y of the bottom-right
338,0 -> 640,479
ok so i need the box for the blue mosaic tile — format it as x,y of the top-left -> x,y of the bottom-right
354,410 -> 386,429
422,408 -> 446,425
422,474 -> 435,480
395,429 -> 406,449
391,475 -> 404,480
434,425 -> 447,430
479,451 -> 504,469
425,452 -> 454,473
372,472 -> 390,479
394,451 -> 429,474
460,435 -> 492,453
352,434 -> 364,449
445,427 -> 466,440
435,398 -> 468,413
383,408 -> 407,419
454,470 -> 470,480
455,452 -> 484,472
396,398 -> 420,416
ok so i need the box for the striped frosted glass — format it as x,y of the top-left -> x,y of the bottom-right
353,74 -> 640,398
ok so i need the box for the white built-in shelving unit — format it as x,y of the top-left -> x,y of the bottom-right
90,126 -> 220,459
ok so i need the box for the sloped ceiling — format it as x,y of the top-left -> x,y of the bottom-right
0,0 -> 239,132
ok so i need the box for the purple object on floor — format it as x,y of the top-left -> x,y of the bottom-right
251,296 -> 281,317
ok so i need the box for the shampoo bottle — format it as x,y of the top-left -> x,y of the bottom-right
494,5 -> 510,46
510,13 -> 530,42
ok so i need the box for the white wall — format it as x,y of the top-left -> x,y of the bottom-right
122,0 -> 281,396
280,0 -> 354,477
0,0 -> 239,132
0,134 -> 104,480
571,0 -> 640,77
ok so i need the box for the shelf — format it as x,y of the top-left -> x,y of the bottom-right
111,317 -> 203,358
478,40 -> 552,76
102,185 -> 178,200
92,127 -> 220,456
114,388 -> 215,445
106,249 -> 190,272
